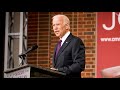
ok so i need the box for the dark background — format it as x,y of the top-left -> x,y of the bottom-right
0,0 -> 119,79
0,12 -> 5,78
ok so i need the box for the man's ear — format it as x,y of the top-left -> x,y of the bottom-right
65,24 -> 69,29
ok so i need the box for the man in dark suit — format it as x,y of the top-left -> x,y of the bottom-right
50,14 -> 85,78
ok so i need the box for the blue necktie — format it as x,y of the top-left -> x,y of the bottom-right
55,40 -> 62,58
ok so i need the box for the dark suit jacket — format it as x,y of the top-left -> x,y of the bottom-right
52,33 -> 85,78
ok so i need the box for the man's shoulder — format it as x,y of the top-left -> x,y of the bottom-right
68,33 -> 83,43
71,34 -> 82,41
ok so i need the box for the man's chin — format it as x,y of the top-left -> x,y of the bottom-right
55,34 -> 60,37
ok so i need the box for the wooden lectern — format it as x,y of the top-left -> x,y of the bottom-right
4,64 -> 66,78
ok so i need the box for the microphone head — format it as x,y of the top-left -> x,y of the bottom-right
19,44 -> 38,57
31,44 -> 38,50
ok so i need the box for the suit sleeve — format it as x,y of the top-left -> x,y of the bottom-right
58,38 -> 85,75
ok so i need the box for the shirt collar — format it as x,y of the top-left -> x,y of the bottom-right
60,31 -> 70,46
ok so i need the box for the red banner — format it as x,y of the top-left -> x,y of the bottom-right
97,12 -> 120,78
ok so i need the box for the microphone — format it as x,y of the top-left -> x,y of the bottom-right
18,44 -> 38,58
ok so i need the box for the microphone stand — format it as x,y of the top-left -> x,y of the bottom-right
18,54 -> 27,66
18,44 -> 38,66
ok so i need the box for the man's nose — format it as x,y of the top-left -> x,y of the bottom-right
54,25 -> 58,30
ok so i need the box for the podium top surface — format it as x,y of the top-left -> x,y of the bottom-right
4,64 -> 66,77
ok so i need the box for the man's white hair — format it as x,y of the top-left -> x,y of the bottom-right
52,14 -> 70,29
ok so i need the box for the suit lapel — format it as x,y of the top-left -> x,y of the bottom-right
53,44 -> 57,66
55,33 -> 73,65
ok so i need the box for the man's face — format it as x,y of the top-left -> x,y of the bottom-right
52,16 -> 67,38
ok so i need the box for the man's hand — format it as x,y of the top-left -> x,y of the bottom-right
50,67 -> 58,71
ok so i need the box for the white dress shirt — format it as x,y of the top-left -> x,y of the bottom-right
60,31 -> 70,46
